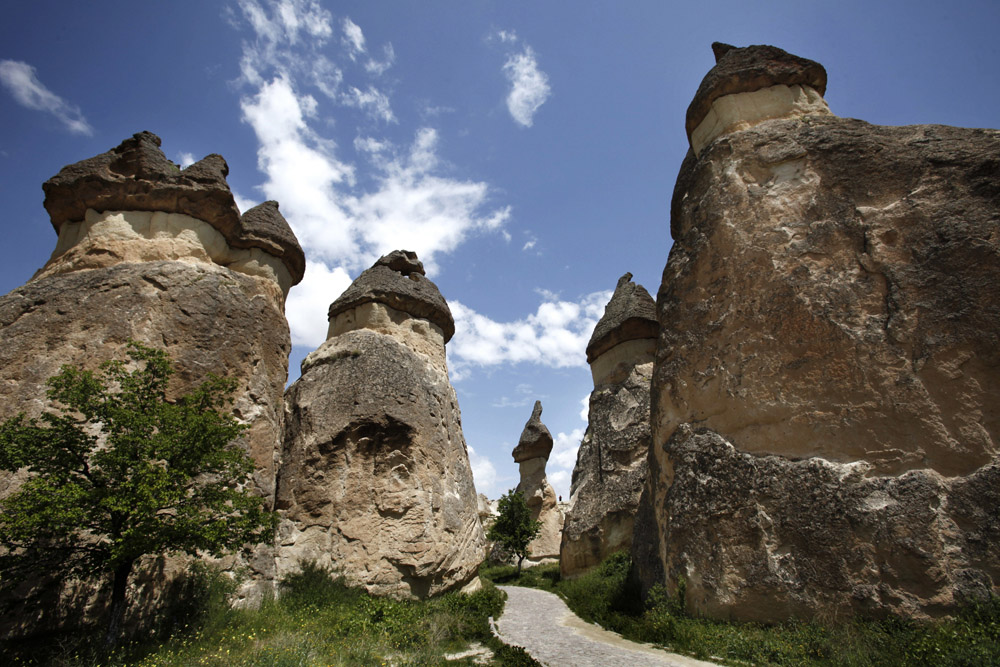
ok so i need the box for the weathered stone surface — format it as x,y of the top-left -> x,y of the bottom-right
585,273 -> 658,364
277,251 -> 484,598
513,401 -> 554,463
42,131 -> 305,283
686,43 -> 827,145
0,134 -> 302,634
637,44 -> 1000,621
562,275 -> 655,579
653,426 -> 1000,622
328,250 -> 454,342
512,402 -> 563,561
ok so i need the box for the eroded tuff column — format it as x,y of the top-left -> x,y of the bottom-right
636,43 -> 1000,622
560,273 -> 656,579
513,402 -> 563,561
277,250 -> 485,598
0,132 -> 305,629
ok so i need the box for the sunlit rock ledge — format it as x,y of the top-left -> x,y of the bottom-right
690,83 -> 831,156
37,209 -> 295,297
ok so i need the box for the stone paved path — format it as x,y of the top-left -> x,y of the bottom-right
494,586 -> 719,667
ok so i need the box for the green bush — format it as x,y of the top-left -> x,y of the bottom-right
482,552 -> 1000,666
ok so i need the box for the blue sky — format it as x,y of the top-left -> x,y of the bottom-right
2,1 -> 998,499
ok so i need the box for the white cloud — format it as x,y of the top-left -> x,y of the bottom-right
579,394 -> 590,423
495,30 -> 519,44
468,445 -> 499,497
502,46 -> 551,127
448,290 -> 612,377
235,5 -> 511,350
365,44 -> 396,76
342,17 -> 366,58
285,261 -> 353,347
341,85 -> 395,123
176,152 -> 197,169
549,424 -> 586,500
0,60 -> 93,135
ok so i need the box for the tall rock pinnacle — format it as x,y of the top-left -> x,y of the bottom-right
277,250 -> 485,598
562,274 -> 656,579
512,401 -> 563,561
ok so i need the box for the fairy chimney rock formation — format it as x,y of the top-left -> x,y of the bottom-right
513,402 -> 563,561
634,43 -> 1000,623
561,274 -> 655,578
687,42 -> 830,156
0,132 -> 304,629
277,250 -> 485,598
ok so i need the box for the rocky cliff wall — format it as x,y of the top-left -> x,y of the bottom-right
636,43 -> 1000,622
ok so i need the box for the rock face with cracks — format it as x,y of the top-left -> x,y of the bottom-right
561,274 -> 655,579
513,402 -> 563,561
635,43 -> 1000,622
0,132 -> 304,633
277,251 -> 485,598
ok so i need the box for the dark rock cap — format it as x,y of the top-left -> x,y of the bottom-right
512,401 -> 553,463
327,250 -> 455,342
586,273 -> 658,363
42,132 -> 305,284
237,201 -> 305,283
686,43 -> 827,144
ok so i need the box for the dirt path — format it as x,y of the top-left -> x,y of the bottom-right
493,586 -> 719,667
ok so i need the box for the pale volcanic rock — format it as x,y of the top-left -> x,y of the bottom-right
42,131 -> 304,284
0,134 -> 305,632
513,402 -> 563,561
277,251 -> 485,598
636,44 -> 1000,621
561,275 -> 655,579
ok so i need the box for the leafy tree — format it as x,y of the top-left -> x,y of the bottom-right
487,490 -> 541,575
0,341 -> 276,648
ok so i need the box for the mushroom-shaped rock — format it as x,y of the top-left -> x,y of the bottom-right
512,401 -> 554,463
586,273 -> 657,364
278,250 -> 484,598
686,44 -> 831,155
0,134 -> 301,636
511,401 -> 562,561
328,250 -> 455,342
237,201 -> 305,284
561,274 -> 655,579
41,131 -> 304,285
634,42 -> 1000,623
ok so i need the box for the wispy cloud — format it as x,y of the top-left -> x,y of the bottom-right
448,290 -> 612,377
235,1 -> 510,350
492,31 -> 551,128
0,60 -> 93,135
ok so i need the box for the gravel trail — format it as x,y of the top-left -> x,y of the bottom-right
493,585 -> 720,667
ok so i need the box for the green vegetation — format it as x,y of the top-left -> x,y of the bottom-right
486,491 -> 541,575
1,561 -> 540,666
481,552 -> 1000,666
0,342 -> 276,648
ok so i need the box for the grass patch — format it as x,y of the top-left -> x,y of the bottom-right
2,561 -> 541,666
481,552 -> 1000,666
